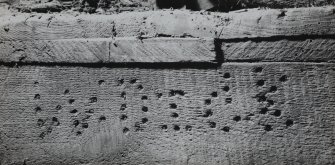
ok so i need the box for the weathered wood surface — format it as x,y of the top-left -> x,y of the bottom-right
0,63 -> 334,164
0,7 -> 335,41
223,38 -> 335,62
0,38 -> 215,63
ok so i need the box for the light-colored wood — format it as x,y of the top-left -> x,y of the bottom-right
0,7 -> 334,41
0,38 -> 215,63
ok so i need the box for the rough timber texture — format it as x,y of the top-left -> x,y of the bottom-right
1,7 -> 335,41
0,63 -> 334,164
0,38 -> 215,63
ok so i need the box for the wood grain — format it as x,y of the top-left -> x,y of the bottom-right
0,7 -> 335,41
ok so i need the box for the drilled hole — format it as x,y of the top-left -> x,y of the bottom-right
253,67 -> 263,73
222,86 -> 230,92
64,89 -> 69,94
170,103 -> 177,109
98,80 -> 105,85
286,119 -> 294,127
141,118 -> 148,124
70,109 -> 78,114
141,95 -> 148,100
68,99 -> 75,104
173,125 -> 180,131
260,107 -> 268,114
171,112 -> 179,118
89,97 -> 97,103
123,127 -> 129,134
272,110 -> 281,117
279,75 -> 288,82
225,98 -> 232,104
161,125 -> 168,130
130,78 -> 137,84
204,99 -> 211,105
185,125 -> 192,131
203,109 -> 213,117
222,126 -> 230,132
120,104 -> 127,111
73,120 -> 79,127
264,125 -> 272,131
208,121 -> 216,128
233,116 -> 241,122
55,105 -> 62,110
269,86 -> 277,92
211,92 -> 218,97
120,114 -> 127,120
34,94 -> 40,99
223,73 -> 231,78
99,115 -> 106,121
82,123 -> 88,128
142,106 -> 148,112
256,80 -> 265,86
35,106 -> 42,112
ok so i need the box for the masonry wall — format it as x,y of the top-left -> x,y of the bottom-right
0,2 -> 335,165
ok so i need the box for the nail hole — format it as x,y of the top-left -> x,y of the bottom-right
161,125 -> 168,129
141,118 -> 148,124
264,125 -> 272,131
35,106 -> 42,112
272,110 -> 281,117
269,86 -> 277,92
267,100 -> 275,107
211,92 -> 218,97
173,125 -> 180,131
185,125 -> 192,131
222,86 -> 230,92
170,103 -> 177,109
253,67 -> 263,73
223,73 -> 231,78
98,80 -> 105,85
260,107 -> 269,114
141,95 -> 148,100
34,81 -> 39,85
137,85 -> 143,90
55,105 -> 62,110
34,94 -> 40,99
204,99 -> 211,105
203,109 -> 213,117
225,98 -> 232,104
221,126 -> 230,132
120,104 -> 127,111
99,115 -> 106,121
279,75 -> 288,82
120,114 -> 127,120
256,80 -> 265,86
286,119 -> 294,127
208,121 -> 216,128
171,112 -> 179,118
73,120 -> 79,127
142,106 -> 148,112
130,78 -> 137,84
117,78 -> 124,86
121,92 -> 126,99
82,123 -> 88,128
156,93 -> 163,98
169,90 -> 185,97
70,109 -> 78,114
64,89 -> 69,94
89,97 -> 97,103
37,119 -> 44,127
233,116 -> 241,122
76,131 -> 82,136
68,99 -> 75,104
123,127 -> 129,134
